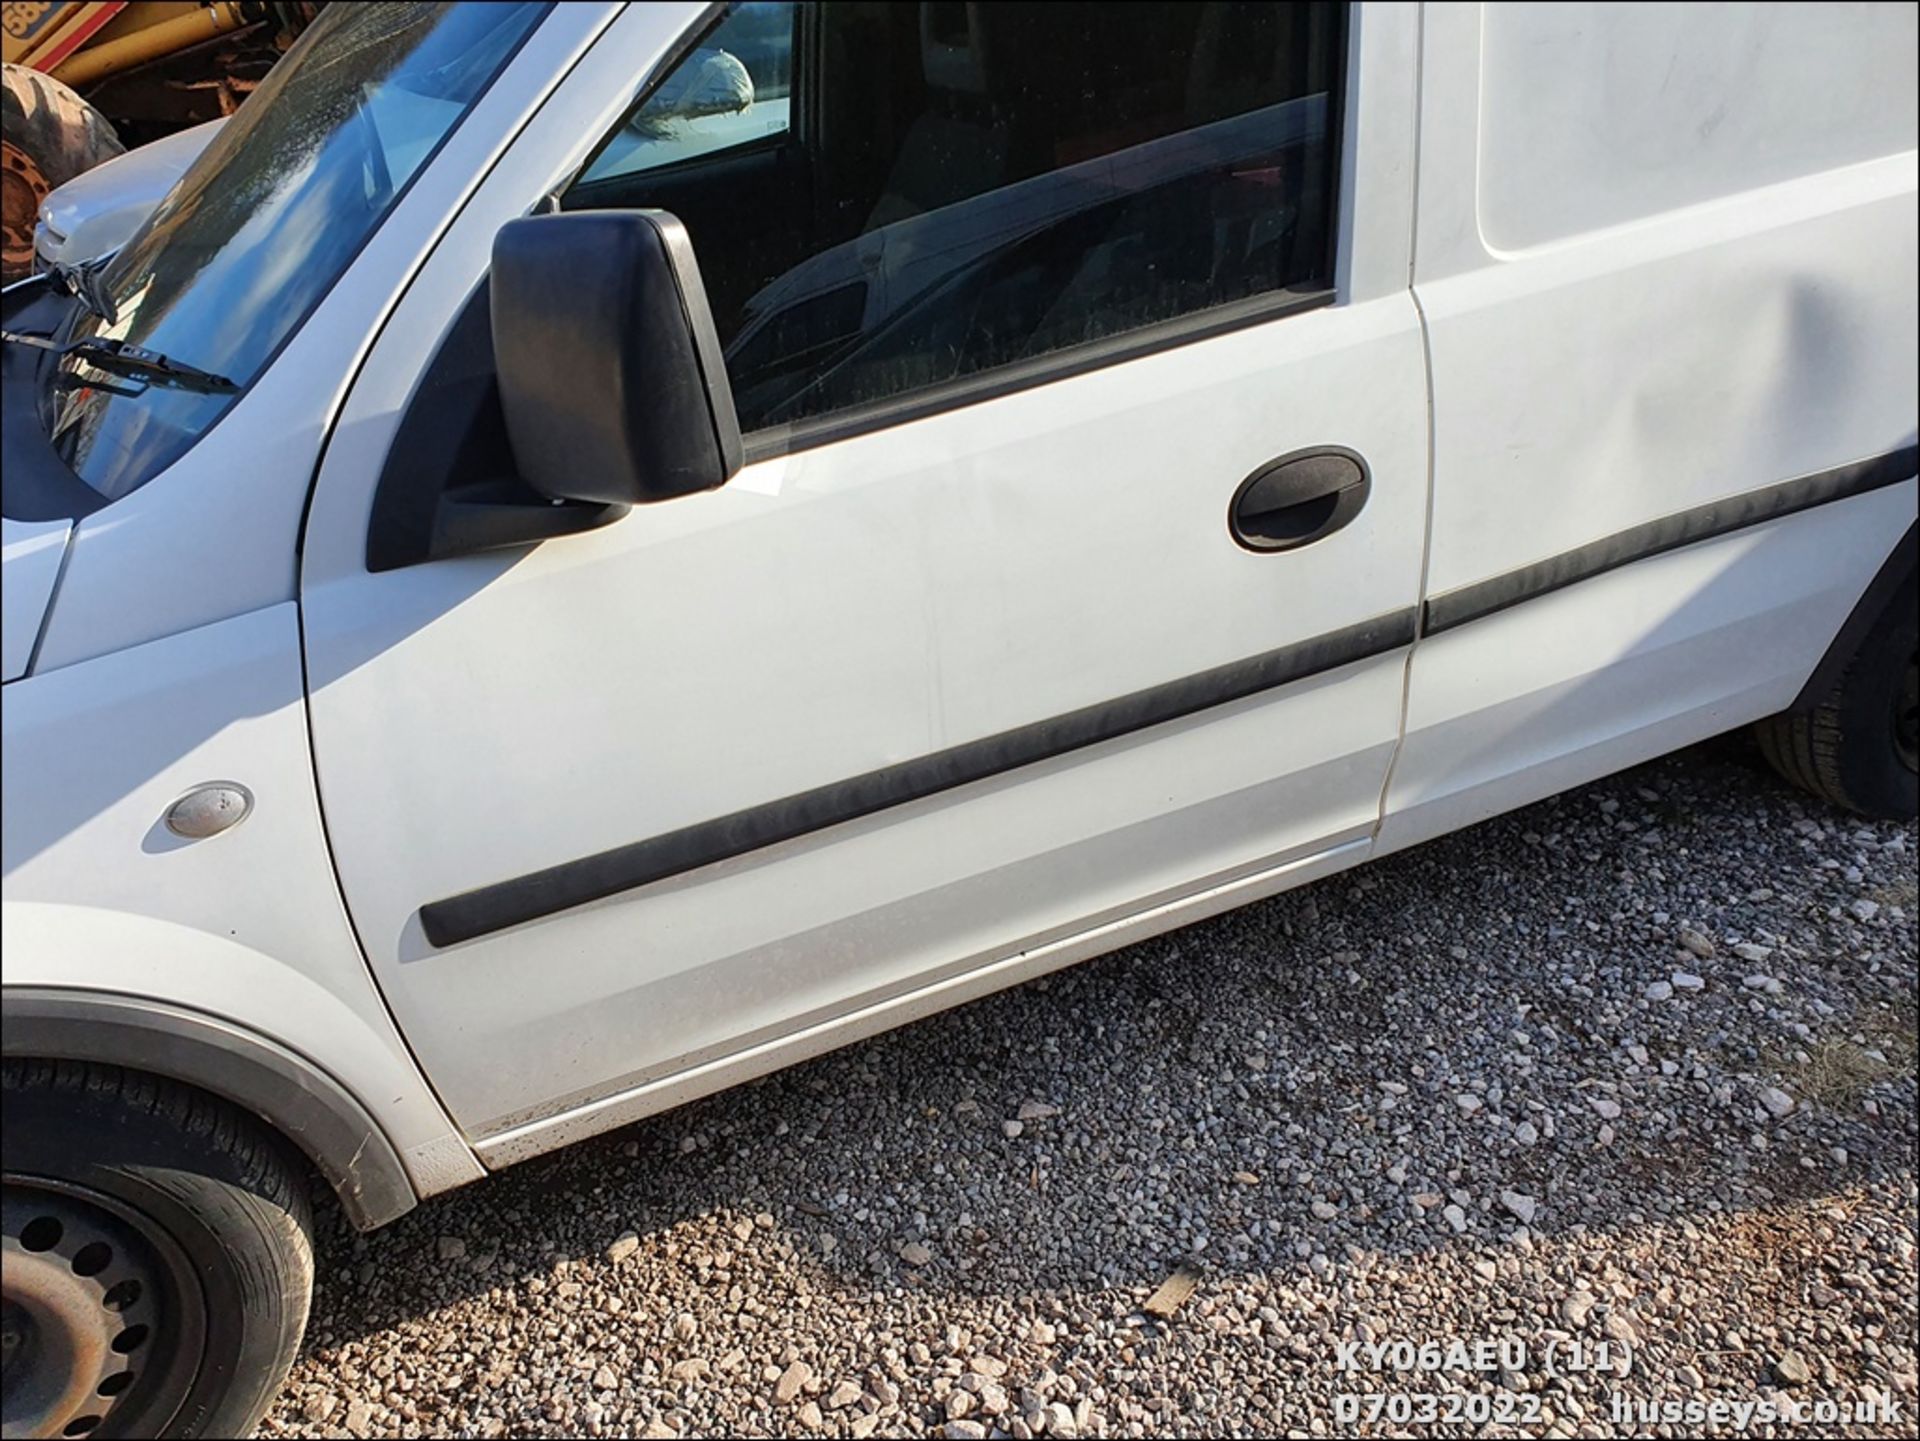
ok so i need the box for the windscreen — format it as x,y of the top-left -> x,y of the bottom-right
41,1 -> 549,502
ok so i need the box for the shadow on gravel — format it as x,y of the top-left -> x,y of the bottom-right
286,732 -> 1918,1429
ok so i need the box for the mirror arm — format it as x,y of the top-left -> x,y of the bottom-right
367,475 -> 626,573
427,481 -> 628,565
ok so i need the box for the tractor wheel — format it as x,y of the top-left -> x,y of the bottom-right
2,63 -> 124,281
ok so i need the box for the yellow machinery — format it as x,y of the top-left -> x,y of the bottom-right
2,2 -> 318,276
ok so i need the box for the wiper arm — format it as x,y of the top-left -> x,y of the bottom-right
1,329 -> 238,395
65,336 -> 238,393
44,258 -> 118,326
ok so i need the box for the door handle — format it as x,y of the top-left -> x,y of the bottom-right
1228,447 -> 1371,552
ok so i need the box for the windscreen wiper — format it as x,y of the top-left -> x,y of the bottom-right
1,329 -> 238,395
44,258 -> 119,325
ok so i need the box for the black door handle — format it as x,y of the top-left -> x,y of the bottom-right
1228,447 -> 1371,552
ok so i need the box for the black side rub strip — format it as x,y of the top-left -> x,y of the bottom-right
1424,446 -> 1919,636
420,608 -> 1419,947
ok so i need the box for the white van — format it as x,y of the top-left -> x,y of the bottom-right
2,2 -> 1914,1433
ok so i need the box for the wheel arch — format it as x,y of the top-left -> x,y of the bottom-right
3,988 -> 416,1232
1790,517 -> 1918,713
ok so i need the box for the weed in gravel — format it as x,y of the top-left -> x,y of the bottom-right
1792,1035 -> 1896,1110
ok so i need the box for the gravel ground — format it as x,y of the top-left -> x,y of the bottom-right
261,735 -> 1918,1440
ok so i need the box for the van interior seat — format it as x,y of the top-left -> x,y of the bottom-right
863,2 -> 1010,231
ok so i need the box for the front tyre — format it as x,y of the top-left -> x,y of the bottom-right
1,1061 -> 313,1440
1755,570 -> 1919,821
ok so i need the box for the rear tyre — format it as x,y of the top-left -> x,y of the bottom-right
1754,571 -> 1918,821
1,1060 -> 313,1439
1,64 -> 124,280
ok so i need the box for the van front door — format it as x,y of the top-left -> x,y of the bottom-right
298,0 -> 1429,1157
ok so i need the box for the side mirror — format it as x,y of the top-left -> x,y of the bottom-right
490,209 -> 743,506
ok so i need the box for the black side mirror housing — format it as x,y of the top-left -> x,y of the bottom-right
491,209 -> 743,506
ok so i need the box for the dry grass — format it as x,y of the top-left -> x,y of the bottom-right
1865,873 -> 1919,911
1794,1034 -> 1897,1109
1861,995 -> 1920,1074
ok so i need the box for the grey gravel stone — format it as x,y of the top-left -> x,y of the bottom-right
1772,1351 -> 1813,1386
300,1393 -> 336,1424
1499,1190 -> 1537,1225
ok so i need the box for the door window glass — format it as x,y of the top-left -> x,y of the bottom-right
577,1 -> 795,182
565,2 -> 1342,434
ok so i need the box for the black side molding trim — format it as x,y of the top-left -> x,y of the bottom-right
1424,446 -> 1919,636
421,607 -> 1419,947
2,989 -> 418,1231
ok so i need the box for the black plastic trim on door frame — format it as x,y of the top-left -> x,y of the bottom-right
419,606 -> 1419,947
1422,446 -> 1919,637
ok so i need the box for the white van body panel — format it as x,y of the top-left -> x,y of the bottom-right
0,604 -> 482,1194
477,834 -> 1373,1166
1474,2 -> 1917,255
1,516 -> 66,681
1377,484 -> 1917,858
1414,153 -> 1918,601
1387,1 -> 1918,851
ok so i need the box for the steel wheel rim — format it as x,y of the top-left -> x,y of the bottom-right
1,1178 -> 204,1441
0,141 -> 47,279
